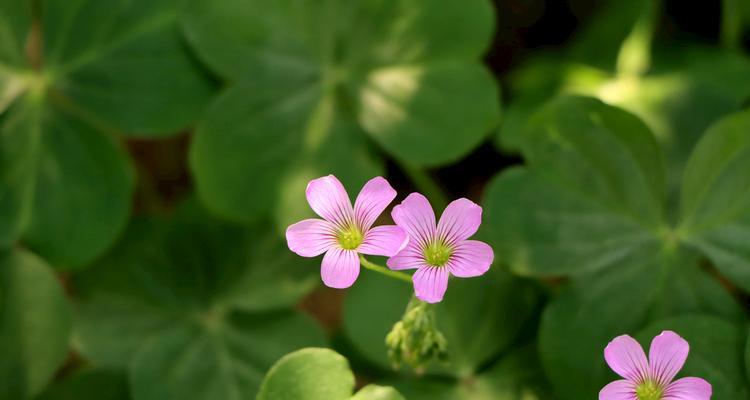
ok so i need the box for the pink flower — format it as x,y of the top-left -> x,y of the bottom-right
286,175 -> 408,289
600,331 -> 712,400
387,193 -> 494,303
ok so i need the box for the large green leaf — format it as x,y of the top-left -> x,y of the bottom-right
131,313 -> 326,400
0,0 -> 214,266
257,348 -> 354,400
190,79 -> 382,227
41,0 -> 215,135
0,0 -> 29,68
392,346 -> 555,400
539,251 -> 743,400
0,96 -> 38,248
484,167 -> 659,277
343,264 -> 538,376
257,348 -> 404,400
497,49 -> 750,202
34,369 -> 129,400
679,111 -> 750,291
0,249 -> 71,399
357,62 -> 499,166
73,205 -> 323,399
485,96 -> 667,277
184,0 -> 500,225
636,315 -> 748,399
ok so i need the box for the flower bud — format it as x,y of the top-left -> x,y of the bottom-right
385,297 -> 448,372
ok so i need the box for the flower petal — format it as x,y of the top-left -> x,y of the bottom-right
437,198 -> 482,244
386,242 -> 424,271
663,377 -> 712,400
320,248 -> 360,289
599,380 -> 636,400
412,266 -> 449,303
306,175 -> 354,227
286,219 -> 336,257
604,335 -> 649,382
358,225 -> 408,257
649,331 -> 689,386
354,176 -> 397,230
391,193 -> 436,247
447,240 -> 493,278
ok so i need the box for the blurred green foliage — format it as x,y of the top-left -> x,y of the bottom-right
0,0 -> 749,399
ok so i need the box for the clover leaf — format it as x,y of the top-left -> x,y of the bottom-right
73,203 -> 323,399
0,0 -> 214,268
257,348 -> 405,400
483,97 -> 748,399
183,0 -> 501,228
0,249 -> 71,399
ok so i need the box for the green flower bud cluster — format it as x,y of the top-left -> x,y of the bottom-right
385,296 -> 448,373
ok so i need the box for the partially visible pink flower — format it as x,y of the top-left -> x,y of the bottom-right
600,331 -> 712,400
286,175 -> 408,289
387,193 -> 493,303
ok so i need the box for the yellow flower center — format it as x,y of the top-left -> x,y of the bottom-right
337,225 -> 363,250
424,241 -> 452,267
636,380 -> 663,400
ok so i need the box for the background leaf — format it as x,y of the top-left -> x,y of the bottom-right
0,249 -> 71,399
34,369 -> 129,400
73,204 -> 324,399
539,251 -> 743,399
42,0 -> 215,135
635,315 -> 749,399
679,110 -> 750,291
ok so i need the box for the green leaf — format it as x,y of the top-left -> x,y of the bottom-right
0,96 -> 135,268
523,96 -> 666,226
256,348 -> 354,400
184,0 -> 499,223
22,102 -> 135,268
392,346 -> 555,400
131,313 -> 326,400
0,0 -> 30,68
497,49 -> 750,200
679,111 -> 750,291
636,315 -> 748,399
357,62 -> 500,166
256,348 -> 405,400
190,80 -> 383,227
485,96 -> 668,277
484,167 -> 659,276
343,264 -> 538,376
41,0 -> 215,135
34,369 -> 129,400
0,96 -> 38,248
539,251 -> 743,400
351,385 -> 405,400
0,249 -> 71,399
1,0 -> 215,266
73,205 -> 323,399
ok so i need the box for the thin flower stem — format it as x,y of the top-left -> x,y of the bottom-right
360,256 -> 412,283
397,161 -> 448,210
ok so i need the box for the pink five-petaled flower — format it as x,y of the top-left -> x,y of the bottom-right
387,193 -> 494,303
600,331 -> 711,400
286,175 -> 408,289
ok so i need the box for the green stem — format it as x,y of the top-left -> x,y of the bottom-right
360,256 -> 412,283
397,161 -> 448,209
722,0 -> 742,50
616,0 -> 659,78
